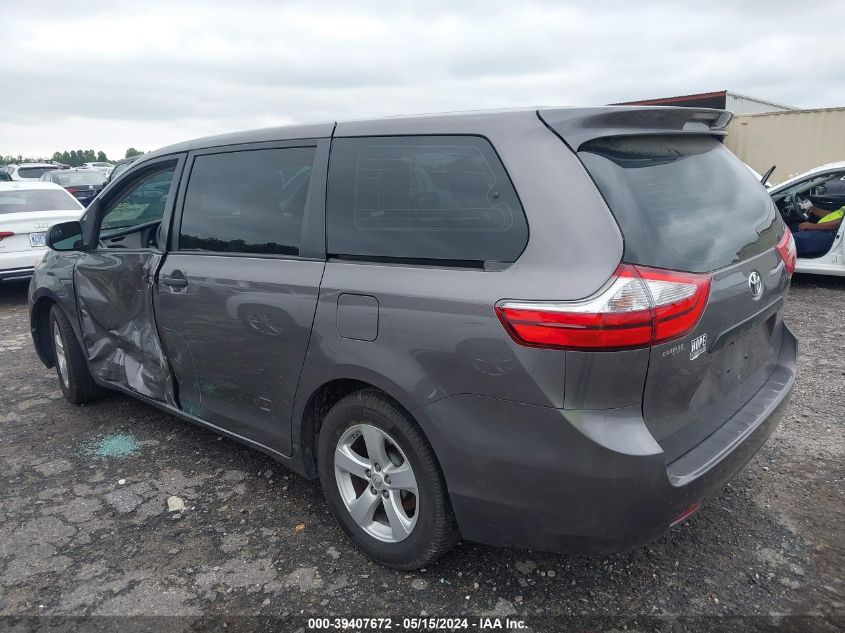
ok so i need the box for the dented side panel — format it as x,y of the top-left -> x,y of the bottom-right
74,251 -> 175,405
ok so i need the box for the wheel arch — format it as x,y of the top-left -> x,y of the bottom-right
295,375 -> 429,479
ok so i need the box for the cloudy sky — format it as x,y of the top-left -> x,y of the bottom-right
3,0 -> 843,160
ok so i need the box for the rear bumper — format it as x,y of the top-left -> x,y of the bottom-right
414,324 -> 797,554
1,249 -> 46,281
0,266 -> 36,281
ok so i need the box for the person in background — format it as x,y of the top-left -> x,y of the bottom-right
789,204 -> 843,257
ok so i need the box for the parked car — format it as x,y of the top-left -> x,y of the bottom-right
81,162 -> 115,176
29,107 -> 797,569
0,182 -> 84,281
769,161 -> 845,276
105,156 -> 140,184
40,168 -> 107,207
4,162 -> 66,181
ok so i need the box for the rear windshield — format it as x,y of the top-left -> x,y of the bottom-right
0,189 -> 81,214
51,171 -> 106,186
18,167 -> 58,179
579,135 -> 778,273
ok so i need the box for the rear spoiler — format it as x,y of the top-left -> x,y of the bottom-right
538,107 -> 732,151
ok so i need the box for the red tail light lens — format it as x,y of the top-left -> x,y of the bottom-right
775,229 -> 796,275
495,264 -> 711,351
0,231 -> 14,240
65,187 -> 80,194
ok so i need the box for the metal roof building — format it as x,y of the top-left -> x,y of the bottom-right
725,106 -> 845,184
613,90 -> 797,115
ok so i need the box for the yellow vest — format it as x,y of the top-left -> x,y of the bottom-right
819,207 -> 844,224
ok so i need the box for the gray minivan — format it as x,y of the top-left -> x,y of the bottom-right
29,107 -> 797,569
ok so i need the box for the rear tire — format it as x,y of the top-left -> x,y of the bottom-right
49,305 -> 104,404
317,390 -> 459,569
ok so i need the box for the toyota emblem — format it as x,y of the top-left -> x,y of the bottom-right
748,271 -> 763,299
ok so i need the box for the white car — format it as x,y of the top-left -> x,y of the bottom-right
3,163 -> 65,181
81,162 -> 115,176
770,161 -> 845,277
0,182 -> 85,281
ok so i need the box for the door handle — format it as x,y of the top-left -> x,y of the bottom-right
160,274 -> 188,288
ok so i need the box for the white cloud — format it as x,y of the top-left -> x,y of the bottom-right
2,0 -> 843,158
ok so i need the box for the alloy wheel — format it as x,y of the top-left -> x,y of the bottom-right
53,322 -> 68,388
333,423 -> 419,543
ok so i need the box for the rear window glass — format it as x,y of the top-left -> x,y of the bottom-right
18,167 -> 57,179
579,135 -> 778,273
0,189 -> 80,214
51,171 -> 106,186
179,147 -> 316,256
327,136 -> 527,265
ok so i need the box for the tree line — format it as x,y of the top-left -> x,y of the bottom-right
0,147 -> 144,167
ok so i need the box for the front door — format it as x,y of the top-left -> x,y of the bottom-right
74,156 -> 184,403
155,142 -> 327,455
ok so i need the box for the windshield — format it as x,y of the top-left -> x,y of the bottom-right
579,135 -> 778,273
771,172 -> 845,202
0,189 -> 81,214
51,171 -> 106,186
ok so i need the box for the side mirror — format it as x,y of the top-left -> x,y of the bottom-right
47,221 -> 84,252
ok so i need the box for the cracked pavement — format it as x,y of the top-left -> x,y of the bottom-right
0,275 -> 843,630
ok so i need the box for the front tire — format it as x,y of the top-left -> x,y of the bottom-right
317,390 -> 459,569
49,305 -> 104,404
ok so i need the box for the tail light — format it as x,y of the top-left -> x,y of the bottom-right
495,264 -> 711,351
0,231 -> 14,241
775,230 -> 796,275
65,187 -> 80,194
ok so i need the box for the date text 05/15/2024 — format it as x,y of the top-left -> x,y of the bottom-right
306,617 -> 528,630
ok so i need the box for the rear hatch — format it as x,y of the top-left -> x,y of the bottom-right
0,210 -> 83,252
539,108 -> 791,463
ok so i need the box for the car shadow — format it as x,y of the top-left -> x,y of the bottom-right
0,279 -> 30,308
791,272 -> 845,289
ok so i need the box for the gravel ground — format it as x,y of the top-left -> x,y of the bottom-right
0,275 -> 843,632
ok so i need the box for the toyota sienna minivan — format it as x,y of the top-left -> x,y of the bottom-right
29,107 -> 797,569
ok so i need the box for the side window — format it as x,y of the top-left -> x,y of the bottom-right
179,147 -> 316,256
327,136 -> 527,264
99,164 -> 176,233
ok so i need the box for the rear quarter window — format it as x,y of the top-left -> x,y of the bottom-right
579,135 -> 778,273
327,135 -> 527,266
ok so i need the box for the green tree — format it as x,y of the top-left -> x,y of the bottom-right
96,151 -> 108,162
125,148 -> 143,158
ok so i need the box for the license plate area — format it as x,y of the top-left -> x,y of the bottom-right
29,232 -> 46,247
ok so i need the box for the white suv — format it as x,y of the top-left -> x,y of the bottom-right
4,163 -> 66,181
